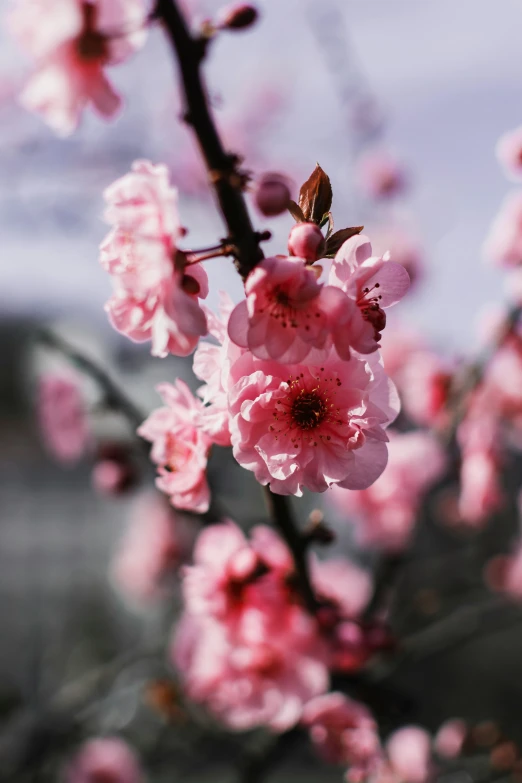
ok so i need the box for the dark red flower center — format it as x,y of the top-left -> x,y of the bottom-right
76,3 -> 108,62
357,283 -> 386,338
291,390 -> 327,430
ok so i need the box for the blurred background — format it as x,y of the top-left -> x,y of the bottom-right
2,0 -> 522,780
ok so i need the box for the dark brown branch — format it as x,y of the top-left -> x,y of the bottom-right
36,328 -> 146,432
155,0 -> 264,278
263,488 -> 319,614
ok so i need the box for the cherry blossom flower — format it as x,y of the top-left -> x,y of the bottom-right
312,557 -> 377,672
9,0 -> 148,135
483,191 -> 522,267
192,292 -> 242,446
396,350 -> 453,428
173,523 -> 328,731
138,380 -> 211,513
302,692 -> 381,780
485,542 -> 522,601
356,150 -> 407,200
111,491 -> 195,606
329,234 -> 410,354
434,719 -> 467,759
386,727 -> 432,783
227,255 -> 357,363
37,372 -> 90,463
496,126 -> 522,181
457,398 -> 503,526
100,160 -> 208,357
228,346 -> 399,496
65,736 -> 144,783
329,431 -> 447,551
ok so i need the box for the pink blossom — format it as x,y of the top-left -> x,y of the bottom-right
329,234 -> 410,354
193,292 -> 242,446
457,400 -> 503,526
183,520 -> 266,620
485,544 -> 522,601
386,727 -> 432,783
372,228 -> 424,289
496,127 -> 522,181
329,431 -> 446,552
138,380 -> 211,513
434,719 -> 467,759
100,160 -> 208,357
483,191 -> 522,267
397,351 -> 452,428
65,736 -> 143,783
228,347 -> 399,496
302,692 -> 381,778
227,255 -> 357,363
312,557 -> 376,672
37,373 -> 90,464
9,0 -> 147,135
380,326 -> 424,381
173,523 -> 328,731
111,491 -> 195,605
288,222 -> 326,262
356,150 -> 407,200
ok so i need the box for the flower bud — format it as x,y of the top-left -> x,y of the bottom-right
253,172 -> 291,217
92,443 -> 137,496
217,3 -> 258,30
288,222 -> 326,262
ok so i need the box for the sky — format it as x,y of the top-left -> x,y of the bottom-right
1,0 -> 522,353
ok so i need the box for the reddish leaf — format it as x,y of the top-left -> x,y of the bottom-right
288,200 -> 306,223
298,164 -> 333,224
324,226 -> 364,257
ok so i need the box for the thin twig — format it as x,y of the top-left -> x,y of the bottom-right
155,0 -> 264,279
263,488 -> 319,614
36,328 -> 146,432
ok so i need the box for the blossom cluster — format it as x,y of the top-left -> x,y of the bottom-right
97,161 -> 410,510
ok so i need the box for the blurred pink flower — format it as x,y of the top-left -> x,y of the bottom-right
173,522 -> 328,731
37,373 -> 90,464
228,348 -> 399,496
138,380 -> 211,513
65,736 -> 144,783
9,0 -> 147,135
386,726 -> 432,783
111,491 -> 195,605
312,557 -> 377,672
302,692 -> 381,778
101,160 -> 208,357
483,191 -> 522,267
356,150 -> 407,200
457,398 -> 503,526
329,234 -> 410,354
434,719 -> 467,759
329,431 -> 446,552
496,126 -> 522,181
398,351 -> 452,428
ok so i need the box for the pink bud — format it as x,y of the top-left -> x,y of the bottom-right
253,172 -> 291,217
217,3 -> 258,30
288,222 -> 326,262
92,460 -> 135,496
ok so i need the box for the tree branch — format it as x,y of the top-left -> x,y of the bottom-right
155,0 -> 264,279
36,328 -> 146,432
263,488 -> 319,614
